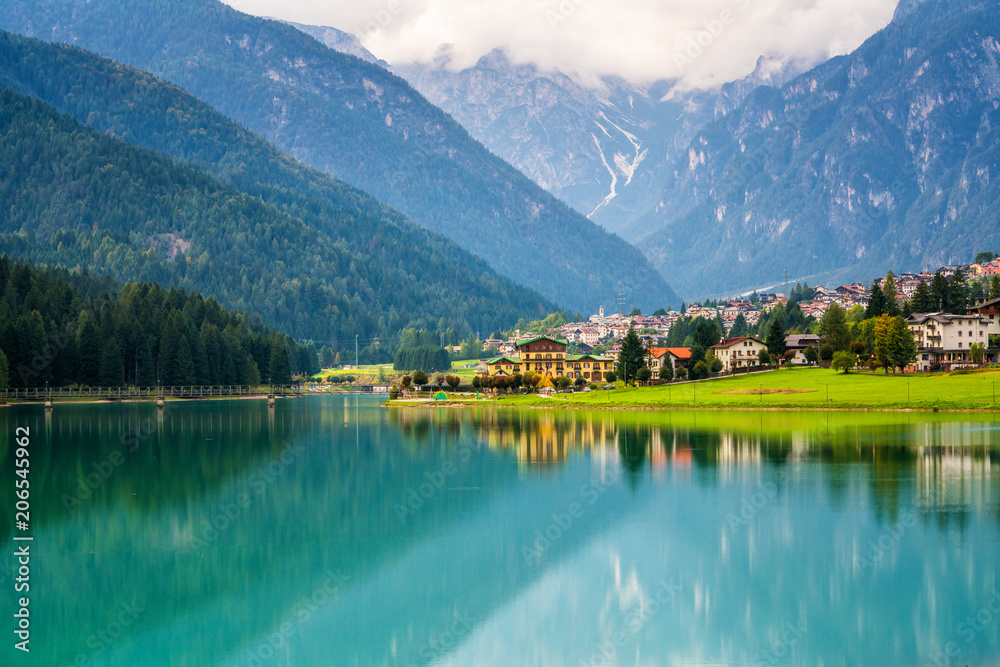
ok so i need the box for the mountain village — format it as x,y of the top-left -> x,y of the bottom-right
476,259 -> 1000,381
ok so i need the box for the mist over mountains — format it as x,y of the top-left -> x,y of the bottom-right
293,0 -> 999,299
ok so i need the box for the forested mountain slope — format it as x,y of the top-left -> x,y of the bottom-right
0,89 -> 551,352
0,31 -> 553,352
0,0 -> 679,312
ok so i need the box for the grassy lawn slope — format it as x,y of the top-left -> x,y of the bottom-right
482,367 -> 1000,411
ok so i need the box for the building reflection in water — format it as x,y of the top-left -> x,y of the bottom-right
389,409 -> 1000,530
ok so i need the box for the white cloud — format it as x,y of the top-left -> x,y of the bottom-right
224,0 -> 899,89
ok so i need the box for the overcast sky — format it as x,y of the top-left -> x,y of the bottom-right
223,0 -> 900,89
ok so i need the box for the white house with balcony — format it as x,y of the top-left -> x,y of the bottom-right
711,337 -> 768,372
906,313 -> 990,370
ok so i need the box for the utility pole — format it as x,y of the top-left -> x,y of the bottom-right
784,268 -> 790,299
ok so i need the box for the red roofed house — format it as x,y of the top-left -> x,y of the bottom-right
711,337 -> 767,372
648,348 -> 692,376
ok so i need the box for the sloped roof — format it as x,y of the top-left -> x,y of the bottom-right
515,336 -> 568,347
486,356 -> 520,365
785,334 -> 821,348
969,298 -> 1000,312
907,312 -> 988,325
712,337 -> 764,349
650,347 -> 692,359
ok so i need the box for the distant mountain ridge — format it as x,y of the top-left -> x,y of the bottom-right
281,21 -> 387,67
0,0 -> 679,312
629,0 -> 1000,297
388,50 -> 801,239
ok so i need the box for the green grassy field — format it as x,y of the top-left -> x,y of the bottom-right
311,359 -> 483,384
470,367 -> 1000,411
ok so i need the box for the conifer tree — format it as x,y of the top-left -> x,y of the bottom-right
175,335 -> 197,386
873,314 -> 893,373
616,326 -> 648,385
765,319 -> 786,358
866,283 -> 887,319
819,303 -> 850,352
136,341 -> 155,387
931,272 -> 949,312
99,337 -> 124,387
158,319 -> 181,386
883,272 -> 899,316
76,313 -> 101,386
910,281 -> 933,313
948,273 -> 969,314
730,313 -> 748,338
268,337 -> 292,386
886,316 -> 917,373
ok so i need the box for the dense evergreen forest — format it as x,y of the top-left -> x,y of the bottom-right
0,257 -> 313,388
0,31 -> 553,353
0,86 -> 551,361
0,2 -> 679,312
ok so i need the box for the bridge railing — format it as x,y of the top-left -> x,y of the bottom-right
0,386 -> 299,400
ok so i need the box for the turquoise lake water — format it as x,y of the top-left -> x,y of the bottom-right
1,396 -> 998,666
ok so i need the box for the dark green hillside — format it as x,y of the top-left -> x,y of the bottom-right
0,29 -> 529,318
0,0 -> 678,312
0,89 -> 549,353
0,257 -> 312,387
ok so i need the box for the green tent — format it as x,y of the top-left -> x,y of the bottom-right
434,392 -> 448,400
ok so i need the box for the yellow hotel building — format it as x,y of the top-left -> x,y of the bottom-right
485,336 -> 613,382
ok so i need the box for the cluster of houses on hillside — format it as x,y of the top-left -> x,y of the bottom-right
480,306 -> 998,381
477,261 -> 999,379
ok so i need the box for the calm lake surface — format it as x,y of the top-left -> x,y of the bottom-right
2,396 -> 999,666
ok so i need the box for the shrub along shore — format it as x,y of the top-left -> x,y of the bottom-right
384,367 -> 1000,412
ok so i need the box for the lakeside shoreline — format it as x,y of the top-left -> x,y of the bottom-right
383,399 -> 1000,414
383,367 -> 1000,413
